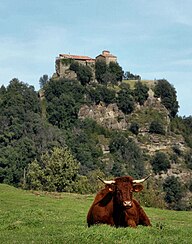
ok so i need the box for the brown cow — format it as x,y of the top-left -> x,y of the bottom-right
87,184 -> 114,227
87,175 -> 151,228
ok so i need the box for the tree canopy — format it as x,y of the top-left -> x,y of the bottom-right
26,147 -> 79,192
154,79 -> 179,117
0,74 -> 190,210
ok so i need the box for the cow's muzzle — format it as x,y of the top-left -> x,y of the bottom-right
123,201 -> 132,208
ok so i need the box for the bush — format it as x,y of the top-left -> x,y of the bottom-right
95,60 -> 107,83
74,169 -> 106,194
129,122 -> 139,135
70,62 -> 93,85
151,152 -> 170,174
154,79 -> 179,117
109,133 -> 146,178
149,120 -> 165,135
117,87 -> 135,114
184,150 -> 192,170
134,81 -> 149,105
26,147 -> 79,192
163,176 -> 184,210
172,145 -> 182,156
86,84 -> 116,105
70,61 -> 79,72
108,62 -> 123,82
77,65 -> 93,85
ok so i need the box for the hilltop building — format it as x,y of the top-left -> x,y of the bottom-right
55,50 -> 117,79
95,50 -> 117,64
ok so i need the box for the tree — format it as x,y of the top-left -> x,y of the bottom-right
151,152 -> 170,174
87,84 -> 116,105
101,71 -> 117,85
39,74 -> 49,88
117,86 -> 135,114
95,60 -> 107,83
109,133 -> 145,178
134,81 -> 149,105
26,159 -> 44,190
45,79 -> 85,128
67,123 -> 103,176
154,79 -> 179,117
149,120 -> 165,135
0,79 -> 42,186
70,61 -> 80,72
124,71 -> 141,80
47,94 -> 78,129
0,79 -> 40,120
108,62 -> 124,82
163,176 -> 184,209
44,79 -> 85,105
26,147 -> 80,192
71,63 -> 93,86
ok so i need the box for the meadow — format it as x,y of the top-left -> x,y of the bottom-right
0,184 -> 191,244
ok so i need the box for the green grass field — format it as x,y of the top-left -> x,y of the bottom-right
0,184 -> 192,244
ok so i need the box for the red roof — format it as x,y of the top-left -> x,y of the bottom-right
59,54 -> 95,61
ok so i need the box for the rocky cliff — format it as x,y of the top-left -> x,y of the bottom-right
78,93 -> 192,204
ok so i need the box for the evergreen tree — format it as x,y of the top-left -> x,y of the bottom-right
95,60 -> 107,83
154,79 -> 179,117
117,85 -> 135,114
151,152 -> 170,174
163,176 -> 184,209
134,81 -> 149,105
39,74 -> 49,88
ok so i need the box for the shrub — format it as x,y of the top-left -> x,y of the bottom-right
95,60 -> 107,83
73,169 -> 106,194
77,65 -> 93,85
151,152 -> 170,174
109,133 -> 146,178
117,87 -> 135,114
108,62 -> 124,82
149,120 -> 165,135
163,176 -> 184,210
26,147 -> 79,192
184,150 -> 192,170
134,81 -> 149,105
129,122 -> 139,135
70,62 -> 93,85
154,79 -> 179,117
87,85 -> 116,105
172,145 -> 182,156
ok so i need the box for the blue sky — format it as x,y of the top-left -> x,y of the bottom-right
0,0 -> 191,116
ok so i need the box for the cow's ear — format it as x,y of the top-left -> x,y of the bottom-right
107,184 -> 115,192
133,184 -> 143,192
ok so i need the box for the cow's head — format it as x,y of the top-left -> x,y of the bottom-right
98,175 -> 151,208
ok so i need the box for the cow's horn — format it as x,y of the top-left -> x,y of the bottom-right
133,174 -> 152,184
98,176 -> 115,184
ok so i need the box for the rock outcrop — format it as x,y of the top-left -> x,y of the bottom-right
78,103 -> 128,130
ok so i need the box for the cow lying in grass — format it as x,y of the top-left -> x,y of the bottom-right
87,175 -> 151,228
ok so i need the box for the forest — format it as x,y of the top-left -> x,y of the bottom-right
0,62 -> 192,210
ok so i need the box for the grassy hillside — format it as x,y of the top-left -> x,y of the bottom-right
122,79 -> 155,89
0,184 -> 191,244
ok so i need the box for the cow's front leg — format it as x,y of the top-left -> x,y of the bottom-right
127,219 -> 137,227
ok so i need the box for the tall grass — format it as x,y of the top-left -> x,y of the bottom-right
0,184 -> 191,243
